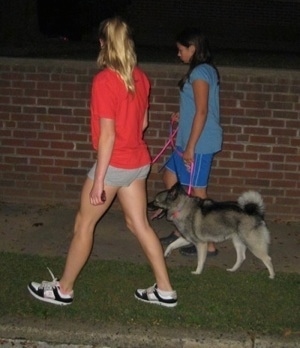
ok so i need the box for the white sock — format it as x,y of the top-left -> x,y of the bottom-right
57,282 -> 73,297
157,287 -> 177,298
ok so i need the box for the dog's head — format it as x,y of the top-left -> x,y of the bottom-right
153,182 -> 188,211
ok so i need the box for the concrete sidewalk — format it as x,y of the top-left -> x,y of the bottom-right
0,202 -> 299,274
0,202 -> 299,347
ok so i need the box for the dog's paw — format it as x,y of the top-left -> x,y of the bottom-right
164,251 -> 171,258
164,247 -> 173,258
191,270 -> 201,275
226,267 -> 237,272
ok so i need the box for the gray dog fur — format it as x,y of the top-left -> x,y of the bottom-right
154,183 -> 275,279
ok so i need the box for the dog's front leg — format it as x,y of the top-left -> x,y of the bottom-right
164,237 -> 191,257
192,242 -> 208,275
227,235 -> 246,273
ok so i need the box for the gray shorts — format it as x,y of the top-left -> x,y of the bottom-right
87,163 -> 150,187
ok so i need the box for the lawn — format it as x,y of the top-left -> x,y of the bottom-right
0,252 -> 299,337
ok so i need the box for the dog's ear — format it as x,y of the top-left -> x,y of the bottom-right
167,182 -> 184,201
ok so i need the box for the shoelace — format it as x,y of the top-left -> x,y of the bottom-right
146,283 -> 156,295
39,267 -> 58,289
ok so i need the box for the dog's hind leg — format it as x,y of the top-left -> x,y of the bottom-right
227,235 -> 247,273
164,237 -> 191,257
247,243 -> 275,279
257,254 -> 275,279
244,226 -> 275,279
192,242 -> 207,275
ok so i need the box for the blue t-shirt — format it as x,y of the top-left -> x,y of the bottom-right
176,63 -> 223,154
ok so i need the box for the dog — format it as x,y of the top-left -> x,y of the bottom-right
153,183 -> 275,279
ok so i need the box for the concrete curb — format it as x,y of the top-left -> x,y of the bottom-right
0,324 -> 299,348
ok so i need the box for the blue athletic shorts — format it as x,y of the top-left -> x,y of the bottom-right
165,147 -> 214,188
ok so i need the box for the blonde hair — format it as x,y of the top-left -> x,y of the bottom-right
97,17 -> 137,93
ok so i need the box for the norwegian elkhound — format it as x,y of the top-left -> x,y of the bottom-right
153,183 -> 275,279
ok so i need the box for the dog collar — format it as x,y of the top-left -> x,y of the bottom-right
170,200 -> 186,219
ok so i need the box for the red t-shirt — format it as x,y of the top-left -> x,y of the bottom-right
90,67 -> 151,169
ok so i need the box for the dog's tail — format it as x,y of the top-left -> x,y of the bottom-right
237,191 -> 265,218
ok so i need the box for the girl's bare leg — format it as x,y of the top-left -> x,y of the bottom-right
118,179 -> 173,291
162,168 -> 178,189
59,177 -> 118,293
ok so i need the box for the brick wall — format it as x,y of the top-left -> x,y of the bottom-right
0,58 -> 299,221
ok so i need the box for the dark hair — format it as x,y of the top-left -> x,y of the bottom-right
177,28 -> 219,90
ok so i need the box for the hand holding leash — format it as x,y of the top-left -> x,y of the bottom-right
183,148 -> 194,173
171,112 -> 179,124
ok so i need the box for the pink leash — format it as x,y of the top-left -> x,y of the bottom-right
151,124 -> 178,164
151,121 -> 194,196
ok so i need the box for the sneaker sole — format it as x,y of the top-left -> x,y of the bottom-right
27,285 -> 72,306
134,294 -> 177,308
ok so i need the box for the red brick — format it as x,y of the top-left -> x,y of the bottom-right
241,100 -> 267,109
1,72 -> 24,80
26,73 -> 50,81
221,107 -> 245,116
25,89 -> 48,97
220,91 -> 244,100
41,149 -> 66,157
12,81 -> 35,89
62,83 -> 88,91
245,109 -> 272,117
263,84 -> 289,93
17,148 -> 40,156
49,91 -> 74,98
237,83 -> 263,92
40,166 -> 63,174
49,107 -> 72,115
26,140 -> 50,148
250,135 -> 276,144
273,110 -> 298,119
38,132 -> 62,140
268,102 -> 293,110
51,74 -> 76,82
244,127 -> 269,135
244,161 -> 271,170
37,98 -> 61,106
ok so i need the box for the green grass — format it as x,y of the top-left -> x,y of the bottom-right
0,252 -> 299,336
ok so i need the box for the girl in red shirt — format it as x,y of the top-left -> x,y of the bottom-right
27,17 -> 177,308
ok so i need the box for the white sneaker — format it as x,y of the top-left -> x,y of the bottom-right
27,268 -> 73,306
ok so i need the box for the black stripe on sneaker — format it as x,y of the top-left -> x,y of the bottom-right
153,288 -> 177,305
29,283 -> 45,298
52,287 -> 73,304
136,290 -> 149,301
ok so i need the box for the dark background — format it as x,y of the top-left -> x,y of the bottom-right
0,0 -> 299,67
37,0 -> 130,41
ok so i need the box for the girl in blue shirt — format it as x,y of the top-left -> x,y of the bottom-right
154,28 -> 223,256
